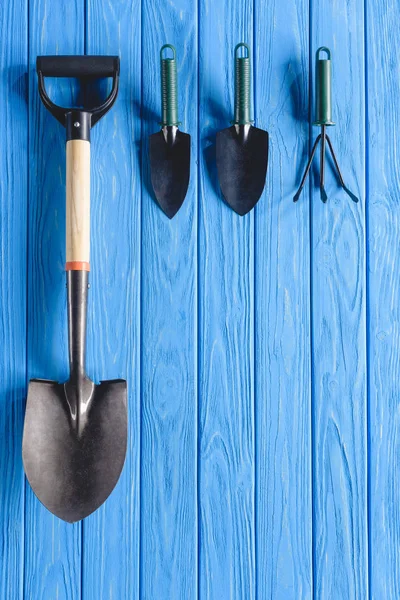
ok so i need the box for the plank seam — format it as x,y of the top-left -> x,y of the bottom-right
252,0 -> 257,597
138,0 -> 144,596
81,1 -> 88,597
364,0 -> 371,596
22,0 -> 30,596
308,0 -> 316,595
80,4 -> 89,598
196,0 -> 201,596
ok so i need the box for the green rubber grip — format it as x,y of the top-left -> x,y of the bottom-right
314,47 -> 335,126
232,43 -> 253,125
160,44 -> 180,127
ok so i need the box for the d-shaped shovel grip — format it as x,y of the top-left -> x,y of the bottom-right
36,55 -> 119,78
36,55 -> 120,272
36,55 -> 120,127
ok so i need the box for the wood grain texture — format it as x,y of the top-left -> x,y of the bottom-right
254,0 -> 312,597
24,1 -> 84,598
0,2 -> 27,599
83,1 -> 141,598
310,0 -> 367,597
367,0 -> 400,596
198,0 -> 255,598
140,0 -> 198,597
66,140 -> 90,264
1,0 -> 398,596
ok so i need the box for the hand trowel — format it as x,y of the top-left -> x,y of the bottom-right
149,44 -> 191,218
216,43 -> 269,215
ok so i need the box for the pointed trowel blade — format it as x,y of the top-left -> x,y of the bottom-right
216,125 -> 269,215
149,129 -> 191,219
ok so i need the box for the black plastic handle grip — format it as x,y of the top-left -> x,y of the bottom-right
36,55 -> 119,78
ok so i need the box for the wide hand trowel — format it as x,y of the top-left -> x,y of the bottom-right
216,43 -> 269,215
22,56 -> 128,523
149,45 -> 190,218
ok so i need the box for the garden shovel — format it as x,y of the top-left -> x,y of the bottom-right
149,45 -> 190,218
216,43 -> 269,215
22,56 -> 127,523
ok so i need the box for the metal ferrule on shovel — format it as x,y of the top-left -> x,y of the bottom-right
22,56 -> 128,523
216,43 -> 269,215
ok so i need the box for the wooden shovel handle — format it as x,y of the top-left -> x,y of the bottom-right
66,140 -> 90,271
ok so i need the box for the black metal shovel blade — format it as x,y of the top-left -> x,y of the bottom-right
216,125 -> 269,215
22,377 -> 127,523
149,130 -> 191,218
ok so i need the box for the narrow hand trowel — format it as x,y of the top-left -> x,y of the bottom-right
216,43 -> 269,215
149,44 -> 190,218
22,56 -> 128,523
293,47 -> 359,203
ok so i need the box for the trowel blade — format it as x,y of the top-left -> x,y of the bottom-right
216,125 -> 269,215
149,129 -> 191,218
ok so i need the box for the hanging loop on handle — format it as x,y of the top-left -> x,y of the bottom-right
314,46 -> 335,126
160,44 -> 180,127
232,43 -> 253,126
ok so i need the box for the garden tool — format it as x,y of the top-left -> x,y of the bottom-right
293,46 -> 359,203
216,43 -> 269,215
149,45 -> 190,218
22,56 -> 127,523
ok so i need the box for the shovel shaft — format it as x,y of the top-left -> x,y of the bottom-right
67,270 -> 88,376
66,114 -> 91,272
64,112 -> 91,375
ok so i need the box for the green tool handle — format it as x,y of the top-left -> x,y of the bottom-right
160,44 -> 180,127
314,46 -> 335,126
232,43 -> 253,125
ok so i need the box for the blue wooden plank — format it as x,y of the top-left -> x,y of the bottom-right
0,2 -> 28,599
198,1 -> 255,598
0,0 -> 383,596
253,0 -> 312,597
366,0 -> 400,596
310,0 -> 368,597
82,1 -> 141,598
140,1 -> 198,598
24,1 -> 84,598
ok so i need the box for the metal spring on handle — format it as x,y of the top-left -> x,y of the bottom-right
233,43 -> 253,125
160,45 -> 179,127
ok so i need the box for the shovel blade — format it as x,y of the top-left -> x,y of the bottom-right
216,125 -> 269,215
22,377 -> 127,523
149,130 -> 191,218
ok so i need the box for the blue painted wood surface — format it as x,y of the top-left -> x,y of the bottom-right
310,1 -> 367,598
367,0 -> 400,597
199,0 -> 255,598
0,0 -> 397,597
254,0 -> 312,597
